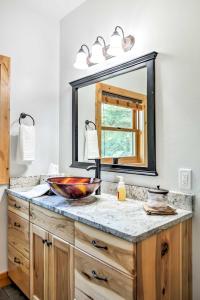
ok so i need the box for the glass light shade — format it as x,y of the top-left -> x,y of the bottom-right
73,49 -> 88,69
90,41 -> 105,64
107,31 -> 124,56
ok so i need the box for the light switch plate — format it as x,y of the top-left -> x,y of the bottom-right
179,169 -> 192,190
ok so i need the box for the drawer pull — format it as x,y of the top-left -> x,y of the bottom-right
14,257 -> 21,264
161,242 -> 169,257
92,270 -> 108,282
14,222 -> 21,228
46,241 -> 52,247
14,203 -> 21,209
92,240 -> 108,250
42,239 -> 47,244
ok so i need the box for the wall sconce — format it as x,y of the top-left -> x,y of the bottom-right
73,44 -> 90,69
90,36 -> 106,64
74,26 -> 134,70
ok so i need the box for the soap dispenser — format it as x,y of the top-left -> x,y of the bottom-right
117,176 -> 126,201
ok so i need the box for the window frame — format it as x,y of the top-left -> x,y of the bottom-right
95,82 -> 147,166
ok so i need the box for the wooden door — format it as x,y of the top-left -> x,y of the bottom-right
0,55 -> 10,184
30,223 -> 49,300
48,234 -> 74,300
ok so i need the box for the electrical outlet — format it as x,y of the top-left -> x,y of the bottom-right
179,169 -> 192,190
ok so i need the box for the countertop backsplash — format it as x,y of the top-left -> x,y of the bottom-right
9,176 -> 193,212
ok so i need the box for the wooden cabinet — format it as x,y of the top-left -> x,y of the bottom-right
75,222 -> 136,277
30,224 -> 49,300
8,211 -> 29,259
8,194 -> 30,220
137,219 -> 192,300
49,235 -> 74,300
30,223 -> 74,300
8,245 -> 29,298
30,203 -> 74,244
8,196 -> 30,298
7,196 -> 192,300
75,248 -> 136,300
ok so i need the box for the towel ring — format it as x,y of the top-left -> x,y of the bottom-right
85,120 -> 96,130
19,113 -> 35,126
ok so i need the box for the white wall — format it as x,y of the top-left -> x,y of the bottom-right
0,0 -> 59,177
0,0 -> 59,272
60,0 -> 200,298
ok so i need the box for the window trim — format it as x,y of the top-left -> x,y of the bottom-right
95,82 -> 147,166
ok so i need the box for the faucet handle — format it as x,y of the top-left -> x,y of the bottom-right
86,165 -> 97,171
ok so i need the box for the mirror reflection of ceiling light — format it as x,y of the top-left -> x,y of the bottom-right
74,26 -> 135,70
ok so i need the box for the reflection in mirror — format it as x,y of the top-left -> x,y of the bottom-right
78,67 -> 147,167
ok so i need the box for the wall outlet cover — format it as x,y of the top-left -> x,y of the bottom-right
179,168 -> 192,190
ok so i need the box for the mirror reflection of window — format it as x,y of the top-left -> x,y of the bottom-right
95,82 -> 147,166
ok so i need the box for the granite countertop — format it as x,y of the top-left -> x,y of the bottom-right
7,187 -> 192,243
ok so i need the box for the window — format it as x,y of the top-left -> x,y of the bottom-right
95,83 -> 147,165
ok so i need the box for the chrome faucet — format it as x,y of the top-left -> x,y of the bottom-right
87,159 -> 101,195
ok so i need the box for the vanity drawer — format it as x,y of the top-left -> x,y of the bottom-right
8,245 -> 30,298
8,194 -> 29,220
75,222 -> 136,277
75,248 -> 136,300
8,211 -> 29,259
30,203 -> 74,244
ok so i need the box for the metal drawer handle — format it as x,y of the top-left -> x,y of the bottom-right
14,203 -> 21,209
92,240 -> 108,250
161,242 -> 169,257
92,270 -> 108,282
14,257 -> 21,264
42,239 -> 47,244
14,222 -> 21,228
46,241 -> 52,247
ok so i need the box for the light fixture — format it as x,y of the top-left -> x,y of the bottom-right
108,26 -> 134,56
73,26 -> 135,69
90,36 -> 106,64
73,44 -> 90,70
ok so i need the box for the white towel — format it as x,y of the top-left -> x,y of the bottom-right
84,129 -> 100,160
17,124 -> 35,161
20,184 -> 50,198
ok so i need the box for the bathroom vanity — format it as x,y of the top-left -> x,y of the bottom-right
7,184 -> 192,300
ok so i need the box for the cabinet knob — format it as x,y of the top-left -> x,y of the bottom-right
14,257 -> 21,264
42,239 -> 47,244
14,222 -> 21,228
91,240 -> 108,250
46,241 -> 52,247
14,203 -> 21,209
91,270 -> 108,282
161,242 -> 169,257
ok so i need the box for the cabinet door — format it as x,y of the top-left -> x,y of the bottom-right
30,223 -> 49,300
48,234 -> 74,300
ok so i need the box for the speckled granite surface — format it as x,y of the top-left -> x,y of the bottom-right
101,181 -> 193,211
7,187 -> 192,243
10,177 -> 193,211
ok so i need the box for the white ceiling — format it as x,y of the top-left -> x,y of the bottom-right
22,0 -> 87,20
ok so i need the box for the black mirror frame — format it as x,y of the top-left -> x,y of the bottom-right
69,51 -> 158,176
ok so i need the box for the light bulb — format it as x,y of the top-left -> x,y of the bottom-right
73,48 -> 89,69
107,31 -> 124,56
90,40 -> 105,64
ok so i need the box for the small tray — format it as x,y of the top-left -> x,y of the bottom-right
144,203 -> 176,215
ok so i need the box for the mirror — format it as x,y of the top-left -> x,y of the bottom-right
70,52 -> 157,175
